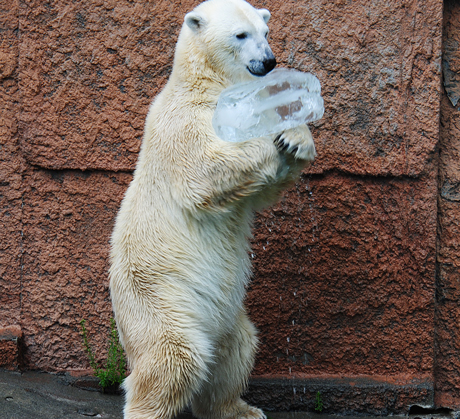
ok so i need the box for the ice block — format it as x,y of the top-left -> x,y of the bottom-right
212,68 -> 324,143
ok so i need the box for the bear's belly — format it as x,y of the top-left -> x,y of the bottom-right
157,238 -> 251,338
151,225 -> 251,335
112,191 -> 254,339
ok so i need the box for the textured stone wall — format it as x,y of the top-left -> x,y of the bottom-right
436,0 -> 460,408
1,0 -> 458,413
249,174 -> 437,377
20,169 -> 131,369
0,0 -> 23,342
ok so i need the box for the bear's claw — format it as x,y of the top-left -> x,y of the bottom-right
274,124 -> 316,162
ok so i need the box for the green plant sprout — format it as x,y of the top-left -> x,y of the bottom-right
315,391 -> 324,413
80,318 -> 126,390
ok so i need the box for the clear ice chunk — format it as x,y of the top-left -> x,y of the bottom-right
212,68 -> 324,143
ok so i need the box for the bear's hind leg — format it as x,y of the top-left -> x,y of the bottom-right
123,329 -> 210,419
191,310 -> 265,419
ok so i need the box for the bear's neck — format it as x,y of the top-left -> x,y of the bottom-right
169,36 -> 230,104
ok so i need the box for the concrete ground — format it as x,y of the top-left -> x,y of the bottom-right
0,369 -> 448,419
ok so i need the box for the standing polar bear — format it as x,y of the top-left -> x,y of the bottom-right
109,0 -> 316,418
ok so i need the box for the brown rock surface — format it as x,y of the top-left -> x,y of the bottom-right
0,0 -> 23,330
0,325 -> 22,370
20,169 -> 131,370
18,0 -> 199,171
248,172 -> 437,377
435,0 -> 460,408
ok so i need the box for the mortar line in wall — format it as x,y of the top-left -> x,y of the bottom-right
26,163 -> 135,176
300,167 -> 431,183
27,164 -> 429,180
19,194 -> 24,315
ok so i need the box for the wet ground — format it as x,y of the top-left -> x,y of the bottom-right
0,369 -> 453,419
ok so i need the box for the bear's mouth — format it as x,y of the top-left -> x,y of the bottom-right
247,67 -> 266,77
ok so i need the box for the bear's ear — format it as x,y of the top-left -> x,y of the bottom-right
185,12 -> 206,32
258,8 -> 270,23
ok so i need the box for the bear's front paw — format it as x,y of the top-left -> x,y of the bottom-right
274,124 -> 317,162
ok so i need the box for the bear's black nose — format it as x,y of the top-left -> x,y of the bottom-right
263,57 -> 276,74
248,56 -> 277,76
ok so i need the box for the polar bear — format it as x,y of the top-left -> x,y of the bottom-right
109,0 -> 316,418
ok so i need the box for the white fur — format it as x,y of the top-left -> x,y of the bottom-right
109,1 -> 316,418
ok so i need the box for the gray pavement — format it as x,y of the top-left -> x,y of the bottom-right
0,369 -> 434,419
0,370 -> 123,419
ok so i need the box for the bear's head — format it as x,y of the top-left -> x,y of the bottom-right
181,0 -> 276,84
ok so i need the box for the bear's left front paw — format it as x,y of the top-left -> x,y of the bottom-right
274,124 -> 317,162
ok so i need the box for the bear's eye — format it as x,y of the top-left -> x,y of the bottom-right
236,33 -> 248,40
264,31 -> 269,39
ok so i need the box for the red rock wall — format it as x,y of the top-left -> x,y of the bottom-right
0,0 -> 23,340
2,0 -> 459,413
436,0 -> 460,408
20,169 -> 131,369
249,174 -> 437,377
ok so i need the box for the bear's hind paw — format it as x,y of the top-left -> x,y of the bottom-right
236,405 -> 266,419
227,400 -> 266,419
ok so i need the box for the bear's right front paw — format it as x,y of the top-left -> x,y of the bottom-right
274,124 -> 316,162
